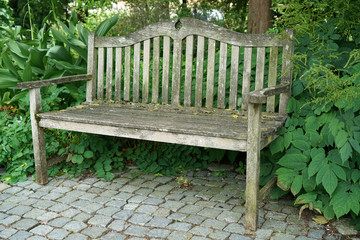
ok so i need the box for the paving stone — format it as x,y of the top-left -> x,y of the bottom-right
79,192 -> 97,200
217,210 -> 241,223
333,218 -> 358,235
48,203 -> 71,212
37,212 -> 59,221
99,189 -> 118,198
214,202 -> 234,211
155,184 -> 175,192
18,198 -> 38,206
32,199 -> 56,210
64,190 -> 85,199
26,236 -> 47,240
12,218 -> 39,230
73,212 -> 92,222
96,206 -> 120,216
47,228 -> 70,239
128,213 -> 152,225
57,196 -> 78,204
0,193 -> 12,201
8,230 -> 32,240
224,223 -> 246,234
42,192 -> 63,200
101,231 -> 126,240
165,193 -> 185,201
142,197 -> 164,205
136,204 -> 158,214
146,228 -> 171,238
81,226 -> 107,238
195,200 -> 217,208
0,228 -> 17,239
88,214 -> 112,227
146,216 -> 172,228
108,219 -> 126,231
168,212 -> 188,221
264,202 -> 283,212
307,229 -> 325,239
184,214 -> 206,225
124,225 -> 149,237
0,202 -> 16,212
30,225 -> 53,236
201,219 -> 227,230
7,205 -> 32,215
286,224 -> 306,235
120,185 -> 140,193
160,200 -> 185,211
63,221 -> 87,232
64,233 -> 88,240
135,188 -> 154,196
153,207 -> 171,217
167,230 -> 192,240
3,186 -> 22,194
80,202 -> 102,214
256,229 -> 273,239
262,219 -> 288,232
198,208 -> 222,218
113,209 -> 134,220
270,233 -> 296,240
229,234 -> 252,240
209,230 -> 231,240
149,190 -> 168,198
167,222 -> 192,231
48,217 -> 71,227
123,203 -> 139,210
179,204 -> 204,214
18,189 -> 34,196
0,215 -> 21,226
189,226 -> 214,236
106,199 -> 126,208
60,208 -> 81,218
266,211 -> 287,221
7,196 -> 29,204
295,237 -> 314,240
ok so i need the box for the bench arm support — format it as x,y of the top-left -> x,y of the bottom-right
247,84 -> 290,104
17,74 -> 93,89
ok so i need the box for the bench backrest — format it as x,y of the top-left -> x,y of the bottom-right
86,18 -> 294,113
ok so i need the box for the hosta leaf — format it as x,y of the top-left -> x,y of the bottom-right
339,142 -> 352,163
322,168 -> 338,196
278,154 -> 308,170
276,167 -> 298,191
335,130 -> 348,148
291,174 -> 303,196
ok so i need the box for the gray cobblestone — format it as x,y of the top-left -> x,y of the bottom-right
167,230 -> 192,240
271,233 -> 296,240
101,231 -> 126,240
81,226 -> 107,238
73,212 -> 92,222
147,228 -> 171,238
209,230 -> 231,240
113,209 -> 134,220
48,203 -> 71,212
30,225 -> 53,236
198,208 -> 222,218
7,205 -> 32,215
64,233 -> 88,240
201,218 -> 227,230
63,221 -> 87,232
60,208 -> 81,218
136,204 -> 158,214
48,217 -> 71,227
37,212 -> 59,221
128,195 -> 148,203
308,229 -> 325,239
12,218 -> 39,230
88,214 -> 112,227
146,216 -> 172,228
224,223 -> 246,234
0,228 -> 17,239
0,215 -> 21,226
129,213 -> 152,225
262,219 -> 288,232
108,219 -> 126,231
217,210 -> 241,223
160,200 -> 185,211
168,212 -> 188,221
47,228 -> 70,239
167,222 -> 192,231
8,230 -> 32,240
124,225 -> 149,237
189,226 -> 213,236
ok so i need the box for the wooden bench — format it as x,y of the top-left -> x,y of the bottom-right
18,18 -> 295,231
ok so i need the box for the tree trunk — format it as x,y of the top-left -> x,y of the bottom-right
248,0 -> 272,34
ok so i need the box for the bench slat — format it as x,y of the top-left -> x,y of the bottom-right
184,35 -> 193,107
97,47 -> 105,99
206,39 -> 216,108
171,39 -> 182,106
255,47 -> 265,91
195,36 -> 205,107
133,43 -> 141,102
115,47 -> 122,101
106,47 -> 113,100
162,36 -> 170,104
241,47 -> 252,110
267,46 -> 278,112
124,46 -> 131,101
229,45 -> 239,109
217,42 -> 227,109
86,33 -> 96,102
143,39 -> 150,103
152,37 -> 160,103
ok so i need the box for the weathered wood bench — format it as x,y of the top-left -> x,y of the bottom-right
18,18 -> 294,231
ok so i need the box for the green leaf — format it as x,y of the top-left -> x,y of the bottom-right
84,150 -> 94,159
0,69 -> 19,88
291,174 -> 302,196
73,155 -> 84,164
339,142 -> 352,163
276,167 -> 298,191
302,168 -> 316,192
349,137 -> 360,154
335,130 -> 348,148
278,154 -> 308,170
23,64 -> 32,82
352,170 -> 360,183
28,48 -> 46,69
322,167 -> 338,196
270,136 -> 284,154
308,149 -> 326,177
295,192 -> 317,205
331,192 -> 350,218
305,116 -> 320,132
284,132 -> 292,149
349,193 -> 360,215
329,163 -> 346,181
1,52 -> 20,79
316,164 -> 329,185
95,14 -> 119,37
46,46 -> 73,62
292,140 -> 311,151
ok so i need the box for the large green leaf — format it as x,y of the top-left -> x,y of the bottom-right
277,153 -> 308,170
51,28 -> 87,60
308,149 -> 326,177
95,14 -> 119,37
50,59 -> 86,74
335,130 -> 348,148
349,137 -> 360,154
322,167 -> 338,196
339,142 -> 352,163
292,140 -> 311,151
330,163 -> 346,181
1,52 -> 20,79
270,136 -> 284,154
0,69 -> 19,88
276,167 -> 298,191
291,174 -> 303,196
46,46 -> 73,62
28,48 -> 46,69
22,64 -> 33,82
295,192 -> 317,205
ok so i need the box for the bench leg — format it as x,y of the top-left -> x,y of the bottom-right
245,103 -> 262,232
29,88 -> 48,185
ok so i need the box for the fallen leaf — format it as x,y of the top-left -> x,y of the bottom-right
312,215 -> 329,225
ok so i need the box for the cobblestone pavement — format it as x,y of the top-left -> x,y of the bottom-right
0,168 -> 359,240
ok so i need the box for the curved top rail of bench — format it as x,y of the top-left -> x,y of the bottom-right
94,18 -> 294,48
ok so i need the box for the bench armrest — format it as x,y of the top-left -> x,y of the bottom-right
247,84 -> 290,104
17,74 -> 93,89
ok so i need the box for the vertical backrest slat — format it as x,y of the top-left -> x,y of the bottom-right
206,39 -> 216,108
97,47 -> 105,99
184,35 -> 193,107
152,37 -> 160,103
195,36 -> 205,108
142,39 -> 150,103
279,29 -> 295,114
86,33 -> 96,102
241,47 -> 252,110
115,47 -> 122,101
106,47 -> 113,100
162,36 -> 170,104
229,45 -> 239,109
217,42 -> 227,109
171,39 -> 182,106
133,43 -> 141,102
124,46 -> 131,101
255,47 -> 266,91
267,46 -> 278,112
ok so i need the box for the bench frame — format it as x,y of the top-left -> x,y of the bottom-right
18,18 -> 295,232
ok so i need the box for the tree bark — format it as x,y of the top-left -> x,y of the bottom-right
248,0 -> 272,34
